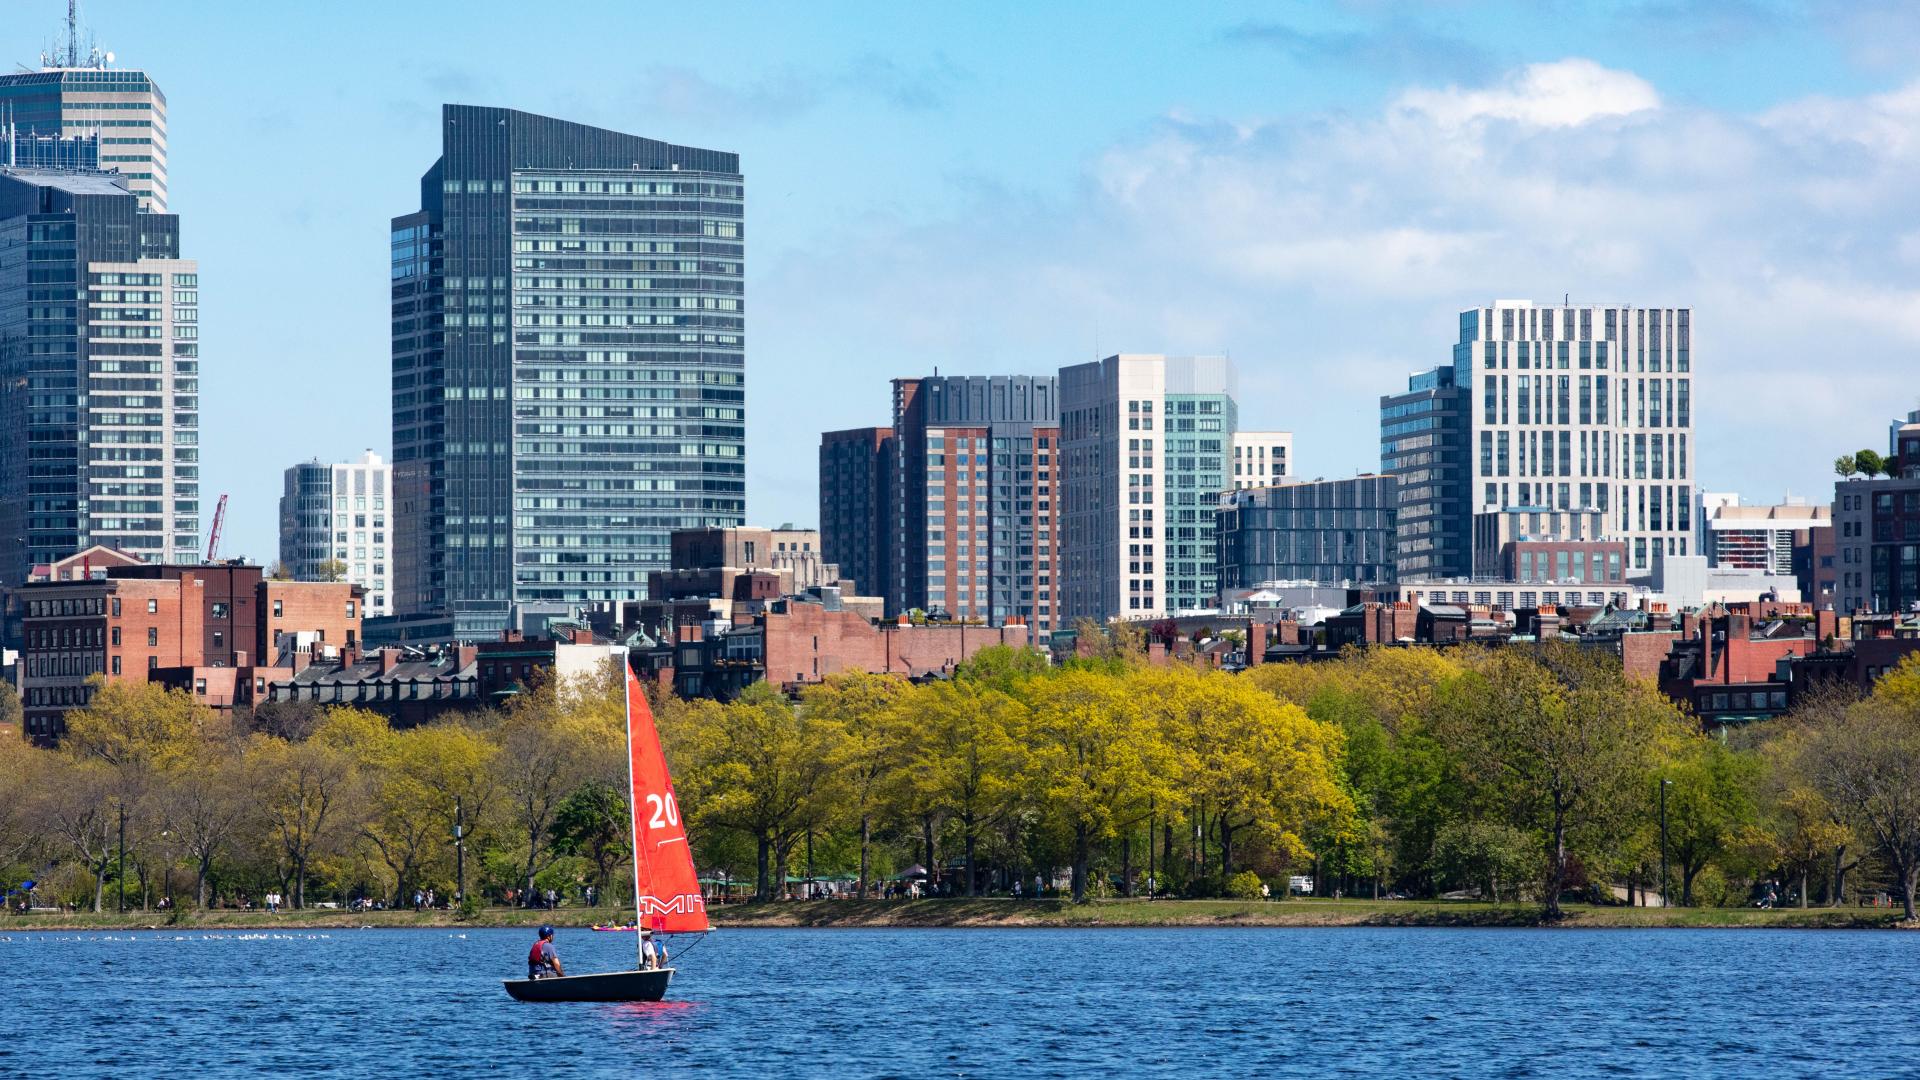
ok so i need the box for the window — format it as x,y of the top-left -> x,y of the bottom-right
148,656 -> 158,670
111,656 -> 121,675
111,627 -> 121,646
195,678 -> 207,695
212,602 -> 229,619
147,598 -> 158,614
111,597 -> 121,616
213,630 -> 224,650
147,627 -> 158,646
346,601 -> 356,619
273,599 -> 283,617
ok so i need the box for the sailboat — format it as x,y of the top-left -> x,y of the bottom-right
503,666 -> 709,1002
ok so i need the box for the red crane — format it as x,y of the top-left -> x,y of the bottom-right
205,493 -> 228,563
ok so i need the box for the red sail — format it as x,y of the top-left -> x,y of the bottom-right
624,669 -> 709,934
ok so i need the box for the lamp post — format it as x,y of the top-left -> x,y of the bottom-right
454,798 -> 465,906
1659,779 -> 1672,909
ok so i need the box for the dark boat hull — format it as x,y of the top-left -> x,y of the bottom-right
502,967 -> 673,1002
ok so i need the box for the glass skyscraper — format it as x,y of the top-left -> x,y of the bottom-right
0,65 -> 169,212
391,106 -> 745,632
0,166 -> 199,586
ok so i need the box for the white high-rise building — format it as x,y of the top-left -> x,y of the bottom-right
1457,301 -> 1694,577
1230,431 -> 1292,490
279,451 -> 393,617
1059,354 -> 1237,621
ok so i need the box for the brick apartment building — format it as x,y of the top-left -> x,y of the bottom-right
14,560 -> 363,743
639,591 -> 1034,699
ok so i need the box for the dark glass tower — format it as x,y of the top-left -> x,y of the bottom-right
0,166 -> 199,587
1381,365 -> 1470,580
392,106 -> 745,633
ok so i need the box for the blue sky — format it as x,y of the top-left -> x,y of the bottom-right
12,1 -> 1920,560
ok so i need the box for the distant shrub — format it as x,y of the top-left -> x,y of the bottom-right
1226,871 -> 1265,900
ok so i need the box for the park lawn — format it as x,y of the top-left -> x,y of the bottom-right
6,898 -> 1909,931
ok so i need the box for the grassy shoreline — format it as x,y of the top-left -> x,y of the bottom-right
6,897 -> 1913,932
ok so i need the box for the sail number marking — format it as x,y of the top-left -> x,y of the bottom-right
645,793 -> 681,830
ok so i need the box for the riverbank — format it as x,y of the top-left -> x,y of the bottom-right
7,897 -> 1912,931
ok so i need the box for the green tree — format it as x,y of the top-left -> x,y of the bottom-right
550,780 -> 628,902
1661,737 -> 1762,905
1835,454 -> 1859,480
1854,449 -> 1886,479
1433,648 -> 1677,919
1782,696 -> 1920,919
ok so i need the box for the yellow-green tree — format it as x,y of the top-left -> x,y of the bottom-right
359,724 -> 497,904
1023,668 -> 1176,902
1146,666 -> 1350,883
679,683 -> 847,899
253,708 -> 367,907
806,672 -> 911,895
893,678 -> 1026,896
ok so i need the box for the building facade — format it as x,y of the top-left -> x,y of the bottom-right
0,167 -> 199,587
1217,475 -> 1399,591
1230,431 -> 1292,489
392,106 -> 745,634
278,450 -> 394,617
1456,301 -> 1692,578
1701,496 -> 1828,577
1381,365 -> 1472,580
818,426 -> 893,599
888,375 -> 1060,627
15,562 -> 361,742
1059,355 -> 1236,620
0,61 -> 169,212
1834,433 -> 1920,615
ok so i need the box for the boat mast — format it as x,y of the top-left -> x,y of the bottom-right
624,662 -> 645,972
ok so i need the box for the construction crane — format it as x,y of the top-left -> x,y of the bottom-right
205,493 -> 228,563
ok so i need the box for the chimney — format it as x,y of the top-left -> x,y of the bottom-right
569,627 -> 594,644
501,629 -> 524,643
454,644 -> 478,671
1249,622 -> 1267,666
235,649 -> 249,668
379,647 -> 402,675
1816,605 -> 1838,647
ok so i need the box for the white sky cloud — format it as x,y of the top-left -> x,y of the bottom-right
1392,59 -> 1661,128
754,58 -> 1920,519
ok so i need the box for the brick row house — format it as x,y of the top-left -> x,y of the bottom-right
15,556 -> 362,743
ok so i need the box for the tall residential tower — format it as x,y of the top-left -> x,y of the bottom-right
278,451 -> 395,617
1456,301 -> 1693,577
1058,354 -> 1237,621
392,106 -> 745,635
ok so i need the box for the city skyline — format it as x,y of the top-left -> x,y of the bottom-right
4,1 -> 1919,561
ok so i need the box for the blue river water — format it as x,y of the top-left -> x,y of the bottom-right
2,925 -> 1916,1076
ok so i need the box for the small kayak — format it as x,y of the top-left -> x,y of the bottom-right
591,925 -> 638,933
